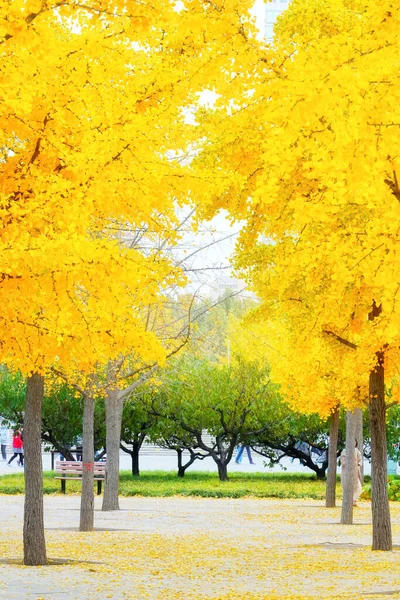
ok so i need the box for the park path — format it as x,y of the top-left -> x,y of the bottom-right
0,495 -> 399,599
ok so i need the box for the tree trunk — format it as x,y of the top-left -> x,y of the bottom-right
326,406 -> 339,508
102,388 -> 123,511
177,448 -> 184,477
355,408 -> 364,484
23,373 -> 47,566
217,460 -> 229,481
120,436 -> 145,477
80,394 -> 95,532
131,441 -> 140,477
177,448 -> 199,477
315,464 -> 328,480
341,410 -> 356,525
369,351 -> 392,550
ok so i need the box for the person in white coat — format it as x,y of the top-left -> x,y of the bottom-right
341,441 -> 363,506
0,422 -> 9,461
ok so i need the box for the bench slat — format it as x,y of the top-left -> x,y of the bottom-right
55,467 -> 105,472
55,462 -> 105,470
54,477 -> 104,481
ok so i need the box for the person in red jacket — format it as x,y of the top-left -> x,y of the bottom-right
7,429 -> 24,467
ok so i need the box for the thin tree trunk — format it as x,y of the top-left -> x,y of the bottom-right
369,351 -> 392,550
23,373 -> 47,566
326,406 -> 339,508
355,408 -> 364,485
120,436 -> 145,477
102,388 -> 123,511
177,448 -> 184,477
80,394 -> 95,532
177,448 -> 199,477
341,411 -> 356,525
131,442 -> 140,477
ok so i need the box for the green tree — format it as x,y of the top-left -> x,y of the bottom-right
151,357 -> 275,481
0,369 -> 106,460
120,396 -> 157,477
249,406 -> 346,480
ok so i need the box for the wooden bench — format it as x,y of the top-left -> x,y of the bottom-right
55,461 -> 106,495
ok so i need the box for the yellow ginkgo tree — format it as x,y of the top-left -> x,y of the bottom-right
194,0 -> 400,550
0,0 -> 262,565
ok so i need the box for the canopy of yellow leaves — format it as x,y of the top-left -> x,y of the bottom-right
0,0 -> 261,374
195,0 -> 400,414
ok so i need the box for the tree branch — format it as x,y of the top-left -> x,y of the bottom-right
322,330 -> 357,350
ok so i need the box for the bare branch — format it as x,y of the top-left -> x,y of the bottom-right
118,365 -> 158,401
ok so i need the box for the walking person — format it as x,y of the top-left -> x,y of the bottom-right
0,422 -> 9,461
7,429 -> 24,467
18,427 -> 24,466
235,445 -> 255,465
340,440 -> 363,506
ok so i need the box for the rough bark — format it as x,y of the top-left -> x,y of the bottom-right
354,408 -> 364,485
341,411 -> 356,525
80,393 -> 95,532
102,388 -> 123,511
326,406 -> 339,508
369,351 -> 392,550
23,373 -> 47,566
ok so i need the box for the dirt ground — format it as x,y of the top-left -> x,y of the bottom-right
0,495 -> 399,599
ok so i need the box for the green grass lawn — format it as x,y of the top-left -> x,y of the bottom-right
0,470 -> 333,499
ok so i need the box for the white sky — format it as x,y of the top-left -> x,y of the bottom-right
251,0 -> 267,39
180,1 -> 268,296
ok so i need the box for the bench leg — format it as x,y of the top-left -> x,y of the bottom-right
61,479 -> 66,494
97,480 -> 102,495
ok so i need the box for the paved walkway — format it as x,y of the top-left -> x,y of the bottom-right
0,495 -> 399,599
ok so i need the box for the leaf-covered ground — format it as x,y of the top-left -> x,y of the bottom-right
0,471 -> 331,499
0,495 -> 399,599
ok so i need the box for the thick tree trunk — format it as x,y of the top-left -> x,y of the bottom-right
355,408 -> 364,485
315,465 -> 328,480
23,373 -> 47,566
102,388 -> 123,511
326,406 -> 339,508
80,394 -> 95,532
341,411 -> 356,525
216,460 -> 229,481
369,351 -> 392,550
